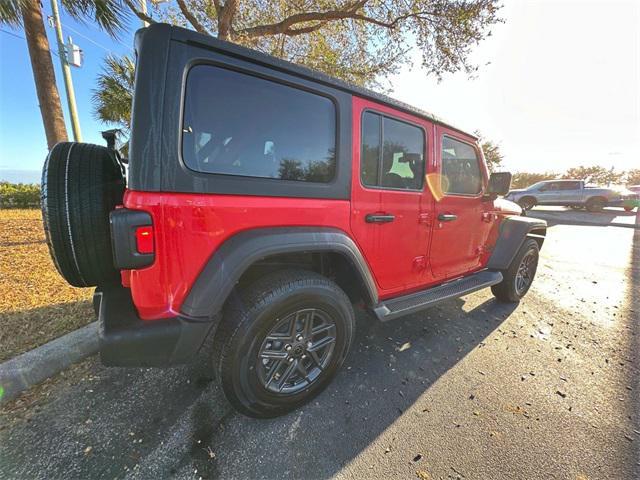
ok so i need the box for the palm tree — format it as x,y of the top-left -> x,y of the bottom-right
0,0 -> 129,149
92,53 -> 134,154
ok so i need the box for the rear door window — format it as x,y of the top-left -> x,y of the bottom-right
441,136 -> 483,195
559,181 -> 581,190
540,182 -> 560,191
182,65 -> 336,183
360,111 -> 425,190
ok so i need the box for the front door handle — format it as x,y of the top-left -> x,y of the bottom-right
365,213 -> 395,224
438,213 -> 458,222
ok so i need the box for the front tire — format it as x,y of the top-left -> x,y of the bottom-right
492,238 -> 539,303
213,270 -> 355,418
518,196 -> 536,211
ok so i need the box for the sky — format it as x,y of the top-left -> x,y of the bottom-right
1,0 -> 639,182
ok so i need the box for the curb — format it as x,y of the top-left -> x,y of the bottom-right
0,321 -> 99,404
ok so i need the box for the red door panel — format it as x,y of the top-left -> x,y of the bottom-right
429,127 -> 492,279
350,97 -> 435,293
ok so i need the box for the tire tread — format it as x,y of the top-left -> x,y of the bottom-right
212,269 -> 354,418
41,142 -> 124,287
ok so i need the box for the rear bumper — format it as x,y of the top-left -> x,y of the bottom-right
95,285 -> 216,367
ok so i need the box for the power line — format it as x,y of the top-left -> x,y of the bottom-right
62,23 -> 115,54
0,29 -> 25,41
1,28 -> 60,57
71,16 -> 134,53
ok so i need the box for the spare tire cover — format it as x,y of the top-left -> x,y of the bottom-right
41,142 -> 125,287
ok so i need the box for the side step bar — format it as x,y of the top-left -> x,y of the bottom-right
373,270 -> 503,322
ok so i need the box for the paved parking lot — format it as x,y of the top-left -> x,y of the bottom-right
1,208 -> 638,479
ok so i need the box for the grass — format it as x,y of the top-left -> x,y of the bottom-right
0,209 -> 93,363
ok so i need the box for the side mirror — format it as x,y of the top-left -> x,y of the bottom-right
487,172 -> 512,197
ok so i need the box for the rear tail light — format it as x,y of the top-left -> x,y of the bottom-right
110,209 -> 155,269
135,226 -> 154,254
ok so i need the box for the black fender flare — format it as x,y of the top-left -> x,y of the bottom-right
180,227 -> 378,318
487,216 -> 547,271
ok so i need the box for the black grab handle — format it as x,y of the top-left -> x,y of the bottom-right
365,214 -> 396,223
437,213 -> 458,222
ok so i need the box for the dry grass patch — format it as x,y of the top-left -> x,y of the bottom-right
0,209 -> 93,362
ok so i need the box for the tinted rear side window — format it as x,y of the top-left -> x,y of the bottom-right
182,65 -> 336,183
361,112 -> 425,190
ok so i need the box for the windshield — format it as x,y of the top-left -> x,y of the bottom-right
526,181 -> 548,190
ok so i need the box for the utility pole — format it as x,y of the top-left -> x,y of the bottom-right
50,0 -> 82,142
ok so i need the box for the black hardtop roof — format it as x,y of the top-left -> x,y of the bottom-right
141,23 -> 476,140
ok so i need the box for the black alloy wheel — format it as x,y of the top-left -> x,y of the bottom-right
514,249 -> 537,296
491,238 -> 540,302
211,269 -> 355,418
256,308 -> 336,394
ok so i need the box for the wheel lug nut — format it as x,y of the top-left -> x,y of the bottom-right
288,357 -> 294,363
296,334 -> 303,341
285,345 -> 292,351
301,354 -> 307,360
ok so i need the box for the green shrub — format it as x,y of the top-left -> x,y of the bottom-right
0,182 -> 41,209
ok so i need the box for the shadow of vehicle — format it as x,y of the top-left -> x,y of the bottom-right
525,207 -> 639,229
190,297 -> 519,479
0,294 -> 517,479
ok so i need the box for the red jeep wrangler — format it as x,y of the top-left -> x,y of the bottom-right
41,24 -> 546,418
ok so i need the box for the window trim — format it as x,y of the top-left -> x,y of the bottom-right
440,134 -> 485,198
359,108 -> 427,193
179,60 -> 340,185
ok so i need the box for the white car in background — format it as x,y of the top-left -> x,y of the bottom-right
506,179 -> 638,212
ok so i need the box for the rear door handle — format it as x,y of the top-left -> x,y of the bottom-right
365,213 -> 395,223
438,213 -> 458,222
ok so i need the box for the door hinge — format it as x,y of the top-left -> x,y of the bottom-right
418,213 -> 431,225
412,256 -> 427,270
481,212 -> 497,223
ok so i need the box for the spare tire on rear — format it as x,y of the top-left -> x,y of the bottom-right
41,142 -> 125,287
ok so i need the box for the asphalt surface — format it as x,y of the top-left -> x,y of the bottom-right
1,208 -> 639,479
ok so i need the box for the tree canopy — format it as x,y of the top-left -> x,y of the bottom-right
562,165 -> 624,185
625,169 -> 640,186
92,54 -> 135,151
95,1 -> 502,134
131,0 -> 503,87
474,131 -> 503,172
0,0 -> 129,35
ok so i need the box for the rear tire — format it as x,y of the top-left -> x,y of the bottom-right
585,197 -> 606,212
492,238 -> 539,303
212,269 -> 355,418
41,142 -> 125,287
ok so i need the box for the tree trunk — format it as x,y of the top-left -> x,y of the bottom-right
21,0 -> 68,149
